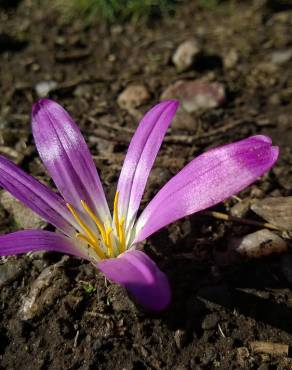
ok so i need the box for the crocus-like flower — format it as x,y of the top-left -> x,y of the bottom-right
0,99 -> 278,311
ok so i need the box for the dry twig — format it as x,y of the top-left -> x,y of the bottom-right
204,211 -> 280,231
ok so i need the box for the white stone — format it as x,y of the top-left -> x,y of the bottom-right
172,39 -> 201,72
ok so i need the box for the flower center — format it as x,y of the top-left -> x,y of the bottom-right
66,192 -> 126,260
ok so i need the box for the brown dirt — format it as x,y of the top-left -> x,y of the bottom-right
1,1 -> 292,369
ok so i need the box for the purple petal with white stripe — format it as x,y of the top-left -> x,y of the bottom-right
32,99 -> 110,220
0,230 -> 85,258
117,100 -> 179,228
98,250 -> 171,311
0,155 -> 75,236
135,135 -> 279,243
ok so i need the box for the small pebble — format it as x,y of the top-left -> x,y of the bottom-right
269,49 -> 292,65
160,79 -> 225,113
117,84 -> 150,111
172,38 -> 201,72
174,329 -> 188,349
230,199 -> 251,218
230,229 -> 287,258
223,49 -> 239,69
35,80 -> 58,98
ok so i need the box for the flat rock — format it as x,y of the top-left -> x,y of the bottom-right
160,79 -> 225,113
172,38 -> 201,72
0,191 -> 47,230
251,197 -> 292,230
230,229 -> 287,258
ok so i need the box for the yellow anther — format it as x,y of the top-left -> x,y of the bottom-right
67,203 -> 97,245
67,196 -> 127,260
119,217 -> 126,252
105,227 -> 114,258
113,192 -> 126,253
80,200 -> 106,242
76,233 -> 105,260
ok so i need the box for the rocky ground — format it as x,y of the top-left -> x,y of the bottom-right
1,0 -> 292,369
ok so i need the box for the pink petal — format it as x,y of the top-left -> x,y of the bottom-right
32,99 -> 110,220
0,155 -> 75,236
117,100 -> 179,228
98,250 -> 171,311
0,230 -> 85,258
135,135 -> 279,243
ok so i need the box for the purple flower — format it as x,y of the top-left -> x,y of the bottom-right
0,99 -> 278,311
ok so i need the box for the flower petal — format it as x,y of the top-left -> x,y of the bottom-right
32,99 -> 110,220
0,155 -> 75,236
135,135 -> 279,242
117,100 -> 179,228
0,230 -> 85,258
98,250 -> 171,311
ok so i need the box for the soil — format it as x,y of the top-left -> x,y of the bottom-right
1,1 -> 292,369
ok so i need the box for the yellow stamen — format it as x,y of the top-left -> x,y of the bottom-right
119,217 -> 126,252
80,200 -> 106,242
76,233 -> 105,259
105,227 -> 114,257
113,192 -> 126,253
67,196 -> 127,259
67,203 -> 97,244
